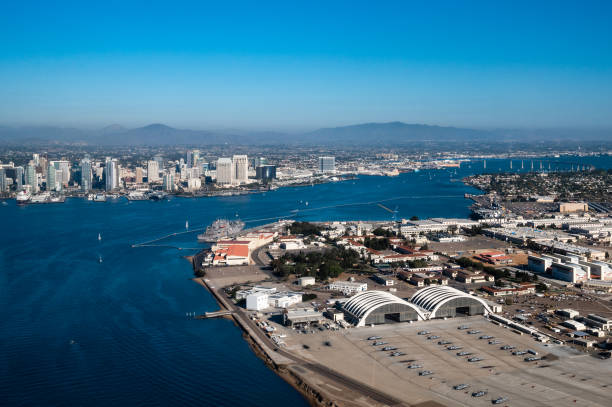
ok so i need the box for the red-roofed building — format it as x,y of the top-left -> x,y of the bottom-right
475,250 -> 513,265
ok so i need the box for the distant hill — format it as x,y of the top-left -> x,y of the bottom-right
303,122 -> 490,144
0,121 -> 609,146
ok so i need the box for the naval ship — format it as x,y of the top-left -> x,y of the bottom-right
197,219 -> 245,242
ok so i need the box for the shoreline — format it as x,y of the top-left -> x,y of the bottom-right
189,276 -> 333,407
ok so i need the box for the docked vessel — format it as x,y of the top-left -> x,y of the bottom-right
93,193 -> 107,202
148,191 -> 167,201
197,219 -> 245,242
126,190 -> 149,201
16,190 -> 31,204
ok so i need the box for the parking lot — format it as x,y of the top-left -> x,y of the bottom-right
284,316 -> 612,406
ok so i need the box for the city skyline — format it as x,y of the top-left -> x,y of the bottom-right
1,1 -> 612,130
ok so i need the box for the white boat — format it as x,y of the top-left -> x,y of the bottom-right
185,220 -> 189,230
98,233 -> 102,241
16,190 -> 31,204
98,256 -> 103,263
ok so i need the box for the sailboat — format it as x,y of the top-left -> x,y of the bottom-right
98,255 -> 103,263
98,233 -> 102,241
185,220 -> 189,230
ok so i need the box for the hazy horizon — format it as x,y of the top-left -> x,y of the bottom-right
1,1 -> 612,131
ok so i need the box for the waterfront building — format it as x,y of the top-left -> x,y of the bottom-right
14,166 -> 23,189
55,160 -> 70,186
187,177 -> 201,192
25,162 -> 38,193
80,158 -> 92,192
135,167 -> 144,183
147,160 -> 160,182
246,292 -> 269,311
47,163 -> 57,191
162,171 -> 174,192
47,161 -> 64,191
318,156 -> 336,173
0,168 -> 7,192
232,155 -> 248,185
256,164 -> 276,181
216,157 -> 233,185
104,158 -> 118,191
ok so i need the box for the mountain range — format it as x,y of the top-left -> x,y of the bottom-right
0,122 -> 609,146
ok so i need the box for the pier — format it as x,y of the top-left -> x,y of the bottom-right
197,310 -> 234,319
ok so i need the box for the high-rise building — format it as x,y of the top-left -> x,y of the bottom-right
104,158 -> 118,191
153,154 -> 163,168
32,153 -> 40,166
55,160 -> 70,186
256,165 -> 277,182
318,156 -> 336,173
80,158 -> 92,192
147,160 -> 160,182
25,162 -> 38,193
162,171 -> 174,192
254,157 -> 268,167
216,158 -> 233,185
187,149 -> 200,168
232,155 -> 248,185
14,166 -> 23,189
135,167 -> 144,183
47,163 -> 57,191
55,169 -> 63,192
0,168 -> 7,192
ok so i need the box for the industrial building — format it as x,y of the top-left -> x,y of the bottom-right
297,276 -> 315,286
343,291 -> 427,326
328,281 -> 367,295
342,286 -> 495,327
410,286 -> 493,319
283,308 -> 325,327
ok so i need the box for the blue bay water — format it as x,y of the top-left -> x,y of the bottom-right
0,156 -> 610,406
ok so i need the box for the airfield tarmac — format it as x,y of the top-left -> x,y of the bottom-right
283,316 -> 612,406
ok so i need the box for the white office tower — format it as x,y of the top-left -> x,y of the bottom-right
25,162 -> 38,193
47,163 -> 62,191
32,153 -> 40,166
147,160 -> 160,182
318,156 -> 336,173
216,158 -> 233,185
56,160 -> 70,186
80,158 -> 92,192
187,149 -> 200,168
232,155 -> 248,185
55,169 -> 63,191
162,172 -> 174,192
187,177 -> 201,192
105,158 -> 118,191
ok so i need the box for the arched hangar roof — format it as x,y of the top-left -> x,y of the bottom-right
343,291 -> 426,326
409,286 -> 492,319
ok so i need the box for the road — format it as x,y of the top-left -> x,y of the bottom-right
205,279 -> 405,406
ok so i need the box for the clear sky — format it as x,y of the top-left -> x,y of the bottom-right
1,0 -> 611,131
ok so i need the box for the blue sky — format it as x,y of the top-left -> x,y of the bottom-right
1,0 -> 611,130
